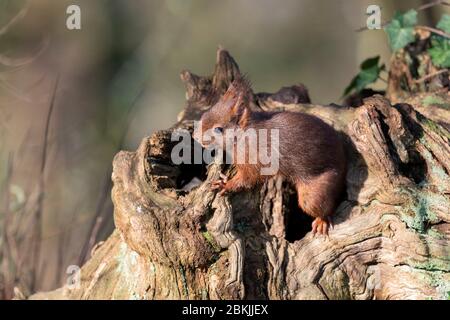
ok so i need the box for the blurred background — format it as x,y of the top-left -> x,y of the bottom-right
0,0 -> 449,299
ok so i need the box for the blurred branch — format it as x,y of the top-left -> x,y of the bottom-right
29,74 -> 59,291
0,36 -> 49,68
417,0 -> 450,10
0,1 -> 48,69
416,25 -> 450,38
39,75 -> 59,174
77,78 -> 148,265
0,2 -> 28,37
1,153 -> 14,299
413,68 -> 448,83
0,36 -> 50,104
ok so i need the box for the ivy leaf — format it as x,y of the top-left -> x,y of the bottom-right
343,56 -> 385,96
428,14 -> 450,68
436,14 -> 450,34
384,9 -> 418,51
428,37 -> 450,68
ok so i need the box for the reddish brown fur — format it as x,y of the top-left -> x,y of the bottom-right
196,76 -> 346,235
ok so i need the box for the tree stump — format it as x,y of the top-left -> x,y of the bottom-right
28,48 -> 450,300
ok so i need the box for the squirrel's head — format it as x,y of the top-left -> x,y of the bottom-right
194,76 -> 252,148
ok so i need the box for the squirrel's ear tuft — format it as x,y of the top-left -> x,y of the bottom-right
222,75 -> 252,102
230,74 -> 252,96
225,74 -> 252,116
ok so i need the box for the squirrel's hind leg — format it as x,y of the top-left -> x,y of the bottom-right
296,171 -> 341,236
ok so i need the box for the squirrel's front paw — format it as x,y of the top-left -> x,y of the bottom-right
211,173 -> 229,196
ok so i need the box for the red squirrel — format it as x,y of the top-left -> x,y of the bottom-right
194,77 -> 346,235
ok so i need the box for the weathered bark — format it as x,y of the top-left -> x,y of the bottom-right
28,48 -> 450,300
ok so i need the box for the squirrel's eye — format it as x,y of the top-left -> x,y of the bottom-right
214,127 -> 223,134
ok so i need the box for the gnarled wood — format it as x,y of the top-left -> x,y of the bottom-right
28,48 -> 450,300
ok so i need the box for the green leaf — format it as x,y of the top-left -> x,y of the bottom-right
343,77 -> 357,97
397,9 -> 418,28
428,37 -> 450,68
437,14 -> 450,34
343,56 -> 385,96
428,14 -> 450,68
384,9 -> 417,51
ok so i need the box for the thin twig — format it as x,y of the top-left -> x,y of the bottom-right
0,36 -> 50,68
1,153 -> 14,299
77,77 -> 148,265
40,75 -> 59,174
0,2 -> 28,36
416,25 -> 450,39
30,74 -> 59,292
3,157 -> 19,268
417,0 -> 450,10
414,69 -> 448,83
77,174 -> 110,265
87,217 -> 104,254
